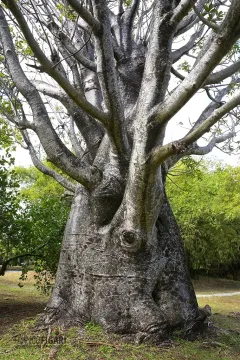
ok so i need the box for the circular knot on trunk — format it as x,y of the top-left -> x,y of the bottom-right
119,229 -> 142,253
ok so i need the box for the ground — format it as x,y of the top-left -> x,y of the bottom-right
0,272 -> 240,360
0,271 -> 48,338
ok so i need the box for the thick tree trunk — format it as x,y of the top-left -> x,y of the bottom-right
43,184 -> 199,341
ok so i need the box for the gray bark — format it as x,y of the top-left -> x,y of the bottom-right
1,0 -> 240,341
45,185 -> 198,341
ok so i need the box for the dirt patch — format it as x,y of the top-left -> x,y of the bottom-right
0,300 -> 46,337
0,272 -> 47,338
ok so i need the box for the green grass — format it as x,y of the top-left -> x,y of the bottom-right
198,295 -> 240,314
0,271 -> 48,307
0,271 -> 47,340
0,274 -> 240,360
1,320 -> 240,360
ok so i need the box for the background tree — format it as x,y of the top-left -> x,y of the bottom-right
167,159 -> 240,278
0,163 -> 70,284
0,0 -> 240,340
16,165 -> 70,292
0,119 -> 25,275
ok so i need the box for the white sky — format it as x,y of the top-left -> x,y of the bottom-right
165,91 -> 239,167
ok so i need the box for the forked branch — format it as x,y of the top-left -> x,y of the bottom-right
0,7 -> 101,188
1,0 -> 109,126
21,130 -> 76,193
151,92 -> 240,166
152,0 -> 240,126
66,0 -> 102,35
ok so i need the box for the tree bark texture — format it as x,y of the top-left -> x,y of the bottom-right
45,185 -> 198,340
1,0 -> 240,342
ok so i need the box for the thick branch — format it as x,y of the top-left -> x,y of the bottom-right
21,130 -> 76,193
171,0 -> 197,25
151,92 -> 240,166
31,80 -> 104,159
152,0 -> 240,127
120,1 -> 182,233
2,0 -> 108,125
137,1 -> 177,113
92,0 -> 129,158
128,0 -> 140,21
0,8 -> 101,188
185,131 -> 235,155
124,0 -> 141,43
66,0 -> 102,35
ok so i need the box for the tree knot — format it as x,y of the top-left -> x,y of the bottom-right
171,142 -> 187,154
119,229 -> 142,253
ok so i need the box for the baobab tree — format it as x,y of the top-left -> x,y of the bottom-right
0,0 -> 240,341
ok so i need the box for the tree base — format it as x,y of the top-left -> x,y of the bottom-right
35,309 -> 211,345
38,190 -> 200,343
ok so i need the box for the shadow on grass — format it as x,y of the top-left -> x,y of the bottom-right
0,275 -> 240,359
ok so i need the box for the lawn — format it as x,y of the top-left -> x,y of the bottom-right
0,271 -> 48,338
0,272 -> 239,360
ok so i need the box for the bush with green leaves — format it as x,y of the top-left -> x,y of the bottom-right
15,165 -> 71,292
0,152 -> 24,264
0,119 -> 28,271
0,161 -> 70,292
166,159 -> 240,278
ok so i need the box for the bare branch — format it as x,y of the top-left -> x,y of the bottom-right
152,0 -> 240,127
172,26 -> 204,63
1,0 -> 109,126
185,131 -> 236,155
172,59 -> 240,89
48,22 -> 97,72
175,0 -> 207,36
151,92 -> 240,167
125,0 -> 141,36
66,0 -> 102,35
171,66 -> 185,80
21,130 -> 76,193
165,84 -> 234,171
171,0 -> 197,25
205,60 -> 240,85
68,116 -> 84,158
0,7 -> 101,188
